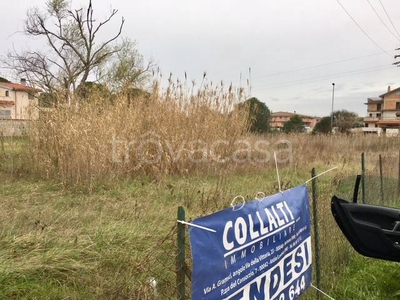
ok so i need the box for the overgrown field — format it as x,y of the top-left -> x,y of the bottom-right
2,134 -> 400,299
1,91 -> 400,299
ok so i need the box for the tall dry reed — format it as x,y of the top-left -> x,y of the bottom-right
25,75 -> 400,192
27,82 -> 249,191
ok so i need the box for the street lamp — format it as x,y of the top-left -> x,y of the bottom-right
331,83 -> 335,135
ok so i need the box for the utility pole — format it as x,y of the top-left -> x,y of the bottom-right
331,83 -> 335,136
394,47 -> 400,66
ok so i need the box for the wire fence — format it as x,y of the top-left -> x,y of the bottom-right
133,223 -> 192,299
136,151 -> 400,300
335,152 -> 400,208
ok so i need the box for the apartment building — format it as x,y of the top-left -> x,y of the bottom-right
364,86 -> 400,136
270,111 -> 321,132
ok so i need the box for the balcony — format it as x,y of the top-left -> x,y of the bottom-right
364,116 -> 380,122
0,100 -> 14,106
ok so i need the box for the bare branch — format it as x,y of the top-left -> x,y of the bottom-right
5,0 -> 131,102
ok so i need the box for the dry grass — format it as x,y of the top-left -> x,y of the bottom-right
2,82 -> 400,298
24,90 -> 400,194
2,132 -> 400,298
10,71 -> 400,193
26,83 -> 249,192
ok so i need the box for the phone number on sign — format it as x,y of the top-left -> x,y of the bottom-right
275,275 -> 306,300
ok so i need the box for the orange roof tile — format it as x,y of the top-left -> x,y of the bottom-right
271,111 -> 318,119
0,82 -> 41,92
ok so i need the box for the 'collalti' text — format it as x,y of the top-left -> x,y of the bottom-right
222,201 -> 295,251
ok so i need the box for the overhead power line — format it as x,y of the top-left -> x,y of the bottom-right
378,0 -> 400,39
250,50 -> 395,80
335,0 -> 391,56
253,65 -> 392,90
366,0 -> 400,42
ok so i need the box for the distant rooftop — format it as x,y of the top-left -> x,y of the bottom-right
379,86 -> 400,98
0,82 -> 41,93
271,111 -> 319,119
367,97 -> 382,101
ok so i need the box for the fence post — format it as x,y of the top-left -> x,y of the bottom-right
177,206 -> 186,300
398,150 -> 400,196
379,154 -> 384,204
0,131 -> 4,156
361,152 -> 366,204
311,168 -> 321,300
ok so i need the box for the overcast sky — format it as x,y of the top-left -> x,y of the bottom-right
1,0 -> 400,117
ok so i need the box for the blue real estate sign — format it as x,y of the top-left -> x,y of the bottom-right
189,185 -> 312,300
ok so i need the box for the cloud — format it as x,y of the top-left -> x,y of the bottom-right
1,0 -> 399,119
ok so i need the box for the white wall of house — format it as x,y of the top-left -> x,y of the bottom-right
386,128 -> 399,137
361,127 -> 382,136
382,111 -> 398,120
0,86 -> 38,120
0,120 -> 29,136
0,86 -> 15,119
0,86 -> 14,100
15,90 -> 38,119
367,112 -> 381,118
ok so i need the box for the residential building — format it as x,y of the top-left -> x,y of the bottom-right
364,86 -> 400,136
0,79 -> 40,120
270,111 -> 321,132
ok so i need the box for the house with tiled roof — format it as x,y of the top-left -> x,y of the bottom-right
0,79 -> 40,120
270,111 -> 321,132
364,86 -> 400,136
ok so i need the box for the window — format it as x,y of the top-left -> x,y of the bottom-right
377,113 -> 381,118
5,91 -> 9,97
0,110 -> 11,119
377,104 -> 381,111
397,102 -> 400,110
369,113 -> 372,117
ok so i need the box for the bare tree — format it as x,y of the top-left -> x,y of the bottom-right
4,0 -> 125,105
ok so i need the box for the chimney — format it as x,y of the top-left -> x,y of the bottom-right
388,85 -> 391,93
20,78 -> 26,86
